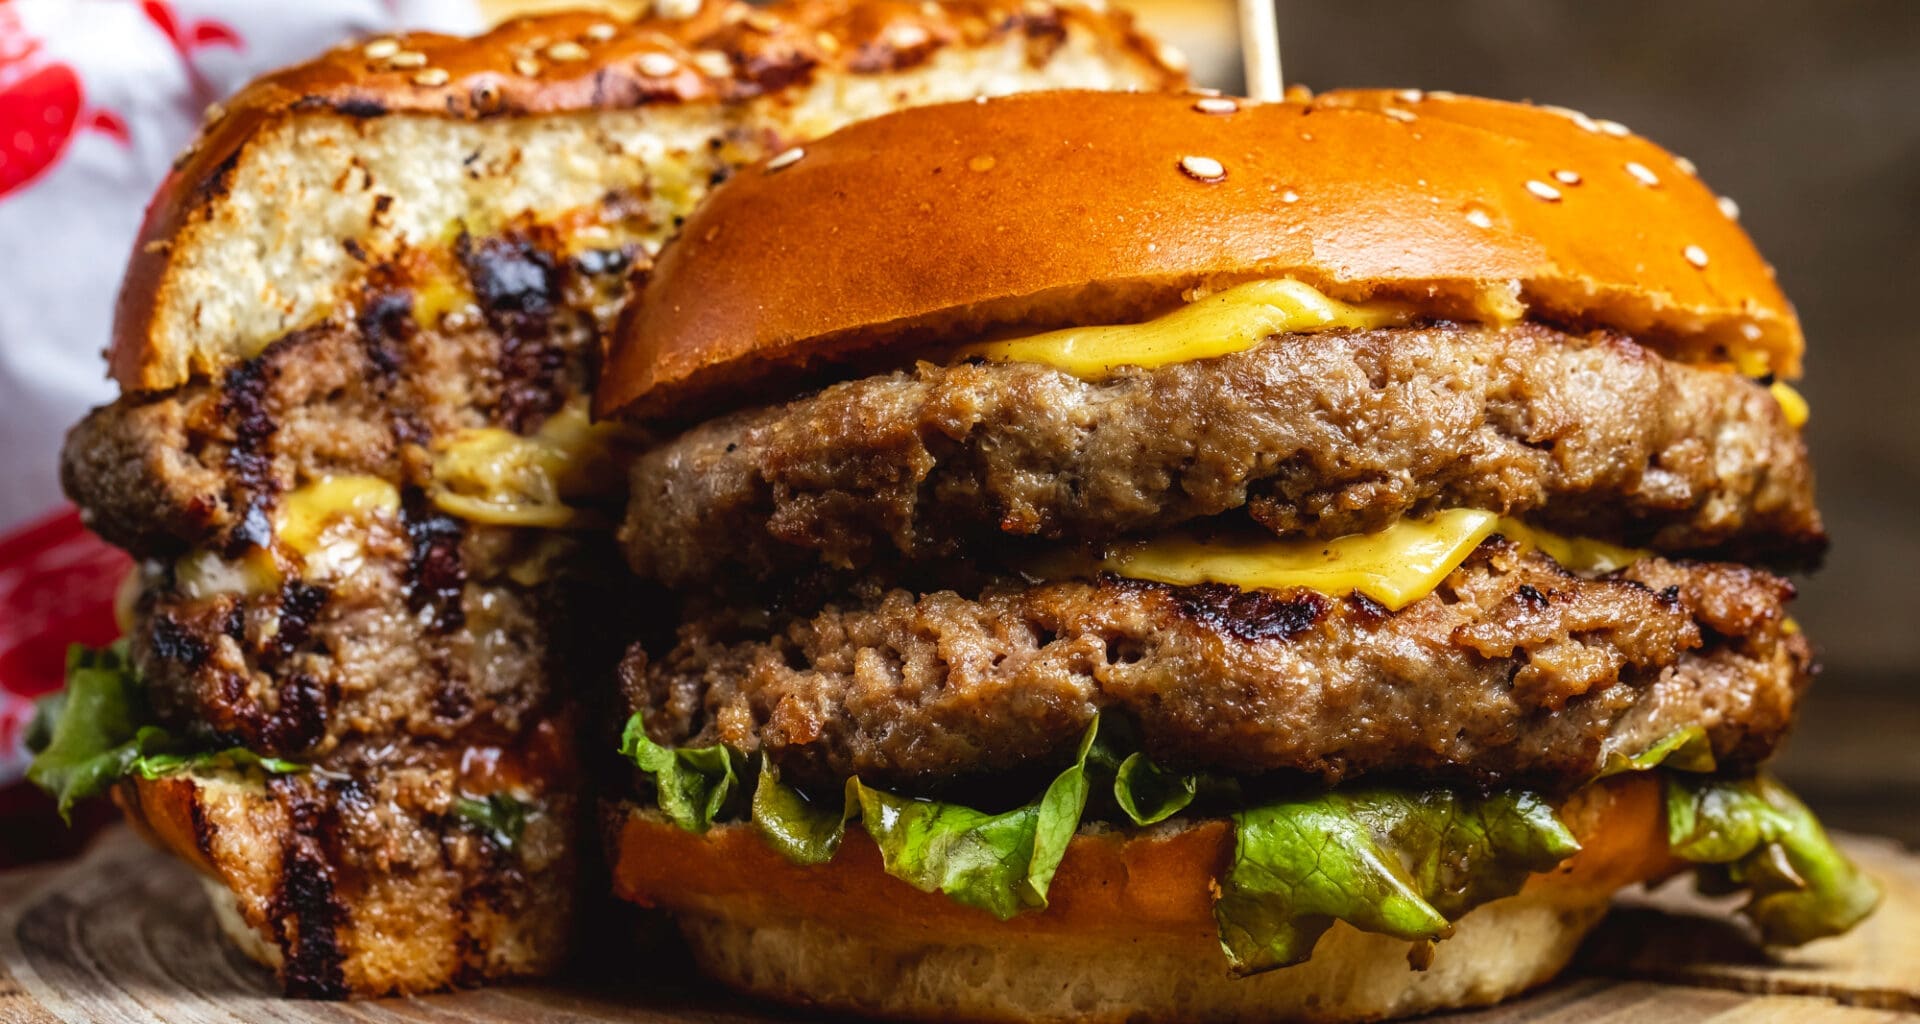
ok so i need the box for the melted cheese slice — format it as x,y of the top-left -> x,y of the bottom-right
1090,511 -> 1649,612
175,474 -> 400,597
1770,381 -> 1809,429
956,279 -> 1410,378
275,476 -> 401,556
430,399 -> 627,528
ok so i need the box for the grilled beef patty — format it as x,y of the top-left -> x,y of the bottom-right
624,541 -> 1808,794
622,322 -> 1821,590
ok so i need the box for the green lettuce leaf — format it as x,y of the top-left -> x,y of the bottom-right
751,755 -> 849,865
1215,787 -> 1580,975
453,792 -> 531,848
1599,726 -> 1717,777
618,712 -> 741,832
28,644 -> 302,821
852,717 -> 1101,920
1665,774 -> 1881,945
1113,751 -> 1197,825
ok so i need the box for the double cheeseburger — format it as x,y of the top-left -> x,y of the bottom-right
598,89 -> 1878,1021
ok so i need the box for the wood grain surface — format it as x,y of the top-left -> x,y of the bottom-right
1,828 -> 1914,1023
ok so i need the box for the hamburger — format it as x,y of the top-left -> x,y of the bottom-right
32,2 -> 1181,997
596,88 -> 1879,1021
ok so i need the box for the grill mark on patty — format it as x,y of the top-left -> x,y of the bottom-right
271,582 -> 331,659
1120,577 -> 1330,643
149,612 -> 210,668
270,779 -> 349,999
403,492 -> 467,632
216,354 -> 280,557
458,232 -> 563,432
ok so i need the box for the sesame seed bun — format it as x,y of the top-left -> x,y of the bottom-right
608,775 -> 1672,1023
598,88 -> 1800,422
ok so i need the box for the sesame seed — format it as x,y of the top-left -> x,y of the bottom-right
1465,208 -> 1494,229
969,155 -> 996,173
387,49 -> 428,68
744,10 -> 779,31
1624,161 -> 1660,187
143,239 -> 170,254
767,147 -> 805,171
1673,154 -> 1698,176
1179,155 -> 1226,181
1426,89 -> 1458,101
514,56 -> 542,76
1193,96 -> 1239,115
1542,105 -> 1599,133
1552,169 -> 1582,186
363,38 -> 400,60
1717,195 -> 1741,220
1525,179 -> 1562,202
638,52 -> 679,77
412,67 -> 449,87
1155,41 -> 1189,72
1382,107 -> 1416,122
547,41 -> 589,62
1683,244 -> 1710,268
1280,189 -> 1300,203
886,23 -> 931,48
693,50 -> 732,77
816,31 -> 841,54
1597,119 -> 1630,137
586,23 -> 617,42
1396,88 -> 1423,103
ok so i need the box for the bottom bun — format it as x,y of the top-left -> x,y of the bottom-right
118,766 -> 576,997
611,775 -> 1671,1023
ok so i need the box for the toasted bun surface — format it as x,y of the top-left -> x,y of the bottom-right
111,1 -> 1182,393
609,775 -> 1671,1022
116,764 -> 576,998
600,88 -> 1799,421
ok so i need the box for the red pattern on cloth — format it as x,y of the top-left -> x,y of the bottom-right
0,508 -> 130,761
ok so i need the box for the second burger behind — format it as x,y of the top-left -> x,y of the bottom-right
596,89 -> 1875,1023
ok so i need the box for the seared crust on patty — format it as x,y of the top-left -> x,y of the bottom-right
625,541 -> 1808,793
622,322 -> 1822,589
131,517 -> 619,760
65,230 -> 617,557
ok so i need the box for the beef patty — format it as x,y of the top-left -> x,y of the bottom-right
622,322 -> 1822,590
131,514 -> 624,760
624,540 -> 1808,794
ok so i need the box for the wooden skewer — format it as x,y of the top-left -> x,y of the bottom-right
1237,0 -> 1283,102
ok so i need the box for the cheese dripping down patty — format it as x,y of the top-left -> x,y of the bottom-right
1037,510 -> 1650,612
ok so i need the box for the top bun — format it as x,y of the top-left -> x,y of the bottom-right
109,2 -> 1180,393
600,88 -> 1800,422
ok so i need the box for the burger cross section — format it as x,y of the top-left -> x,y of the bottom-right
598,89 -> 1875,1020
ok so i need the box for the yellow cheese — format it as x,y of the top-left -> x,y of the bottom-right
1102,509 -> 1499,611
429,399 -> 628,528
275,476 -> 400,557
955,279 -> 1410,378
1490,519 -> 1649,576
1081,512 -> 1650,612
1770,381 -> 1809,429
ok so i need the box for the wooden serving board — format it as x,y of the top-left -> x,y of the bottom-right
1,828 -> 1915,1024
